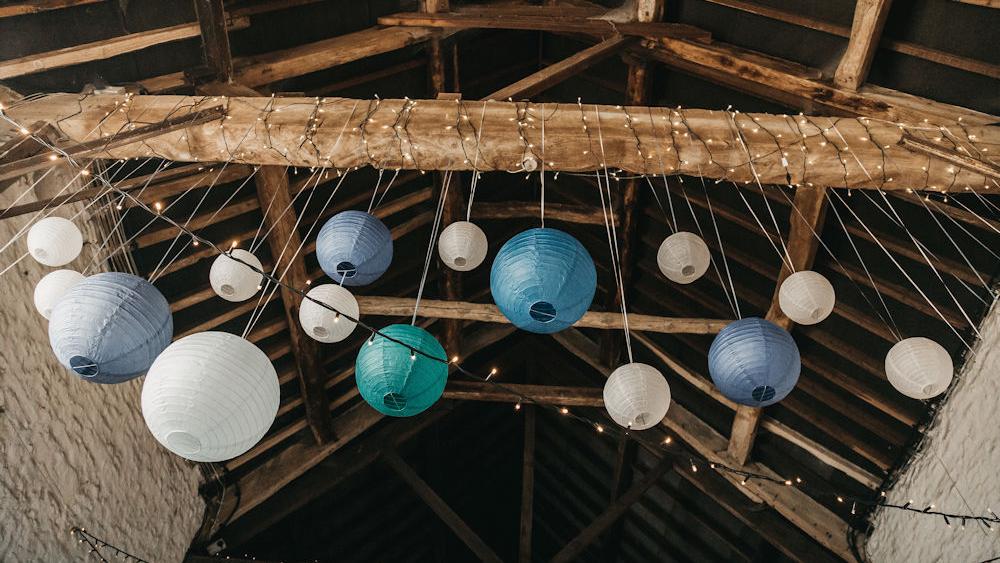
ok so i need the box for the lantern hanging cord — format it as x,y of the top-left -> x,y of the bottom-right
466,101 -> 488,222
695,173 -> 740,319
412,170 -> 451,325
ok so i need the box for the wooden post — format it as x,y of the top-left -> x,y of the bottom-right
833,0 -> 894,90
193,0 -> 234,82
254,166 -> 334,445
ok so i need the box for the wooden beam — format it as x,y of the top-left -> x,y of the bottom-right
487,36 -> 633,101
834,0 -> 893,90
254,165 -> 333,445
951,0 -> 1000,7
519,403 -> 536,563
378,11 -> 711,42
0,18 -> 249,80
900,132 -> 1000,181
473,201 -> 606,225
550,453 -> 673,563
382,449 -> 504,563
11,95 -> 996,191
442,381 -> 604,406
355,295 -> 731,334
0,0 -> 103,19
194,0 -> 234,82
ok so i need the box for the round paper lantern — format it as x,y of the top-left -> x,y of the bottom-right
779,270 -> 835,325
210,249 -> 263,302
438,221 -> 488,271
299,284 -> 359,343
657,231 -> 710,284
316,210 -> 393,286
885,337 -> 953,399
49,272 -> 173,384
603,362 -> 671,430
33,269 -> 85,319
708,317 -> 800,407
490,228 -> 597,334
27,216 -> 83,266
355,324 -> 447,417
141,332 -> 279,462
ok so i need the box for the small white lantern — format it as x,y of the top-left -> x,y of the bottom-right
141,331 -> 279,462
438,221 -> 488,271
778,270 -> 835,325
885,337 -> 953,400
33,269 -> 85,319
299,284 -> 359,343
656,231 -> 710,284
603,362 -> 671,430
26,217 -> 83,266
209,249 -> 263,302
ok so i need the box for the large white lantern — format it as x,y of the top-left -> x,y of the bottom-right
656,231 -> 710,284
299,284 -> 359,343
885,337 -> 953,400
438,221 -> 488,271
778,270 -> 835,325
141,332 -> 279,462
603,362 -> 671,430
209,249 -> 263,302
26,217 -> 83,266
33,269 -> 85,319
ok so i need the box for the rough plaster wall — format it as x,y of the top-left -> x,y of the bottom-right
0,179 -> 204,562
867,298 -> 1000,563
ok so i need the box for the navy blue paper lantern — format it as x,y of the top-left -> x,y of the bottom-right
316,210 -> 393,286
708,317 -> 800,407
355,324 -> 448,417
490,228 -> 597,334
48,272 -> 173,384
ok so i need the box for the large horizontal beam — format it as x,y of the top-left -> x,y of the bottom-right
442,381 -> 604,406
7,94 -> 997,191
355,295 -> 730,334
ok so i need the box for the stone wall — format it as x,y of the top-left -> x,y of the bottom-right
0,177 -> 204,562
866,298 -> 1000,562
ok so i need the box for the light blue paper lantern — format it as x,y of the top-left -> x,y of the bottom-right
490,228 -> 596,334
355,324 -> 448,417
49,272 -> 173,384
316,210 -> 393,286
708,317 -> 800,407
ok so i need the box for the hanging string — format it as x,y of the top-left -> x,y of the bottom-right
412,170 -> 451,325
465,100 -> 489,221
539,103 -> 546,228
646,106 -> 678,232
695,175 -> 741,319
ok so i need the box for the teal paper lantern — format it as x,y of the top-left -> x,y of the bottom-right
355,324 -> 448,417
490,228 -> 596,334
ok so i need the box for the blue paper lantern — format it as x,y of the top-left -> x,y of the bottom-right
490,228 -> 596,334
708,317 -> 800,407
316,210 -> 393,286
355,324 -> 448,417
48,272 -> 173,384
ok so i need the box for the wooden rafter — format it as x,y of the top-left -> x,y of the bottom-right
443,381 -> 604,406
519,401 -> 536,563
10,95 -> 997,191
602,432 -> 638,560
834,0 -> 894,90
194,0 -> 235,82
0,0 -> 103,18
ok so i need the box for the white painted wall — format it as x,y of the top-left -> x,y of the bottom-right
0,177 -> 204,562
866,298 -> 1000,562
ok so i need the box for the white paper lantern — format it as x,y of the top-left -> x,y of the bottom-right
885,337 -> 953,400
299,284 -> 359,343
26,217 -> 83,266
438,221 -> 488,271
778,270 -> 835,325
210,249 -> 263,302
33,269 -> 85,319
657,231 -> 710,284
141,331 -> 280,462
603,362 -> 671,430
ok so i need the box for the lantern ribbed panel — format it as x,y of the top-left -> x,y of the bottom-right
778,270 -> 835,325
34,269 -> 85,319
141,332 -> 279,462
885,337 -> 953,399
656,231 -> 710,284
27,216 -> 83,266
603,362 -> 671,430
299,284 -> 359,343
490,228 -> 597,334
210,249 -> 263,302
708,317 -> 800,407
355,324 -> 447,417
316,210 -> 393,286
438,221 -> 488,271
49,272 -> 173,384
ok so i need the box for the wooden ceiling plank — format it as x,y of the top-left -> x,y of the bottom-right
0,0 -> 103,18
473,200 -> 607,225
442,381 -> 604,406
519,403 -> 536,563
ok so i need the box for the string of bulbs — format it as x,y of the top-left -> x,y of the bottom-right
71,527 -> 149,563
3,111 -> 999,535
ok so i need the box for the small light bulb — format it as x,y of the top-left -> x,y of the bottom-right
514,403 -> 521,411
559,407 -> 569,415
